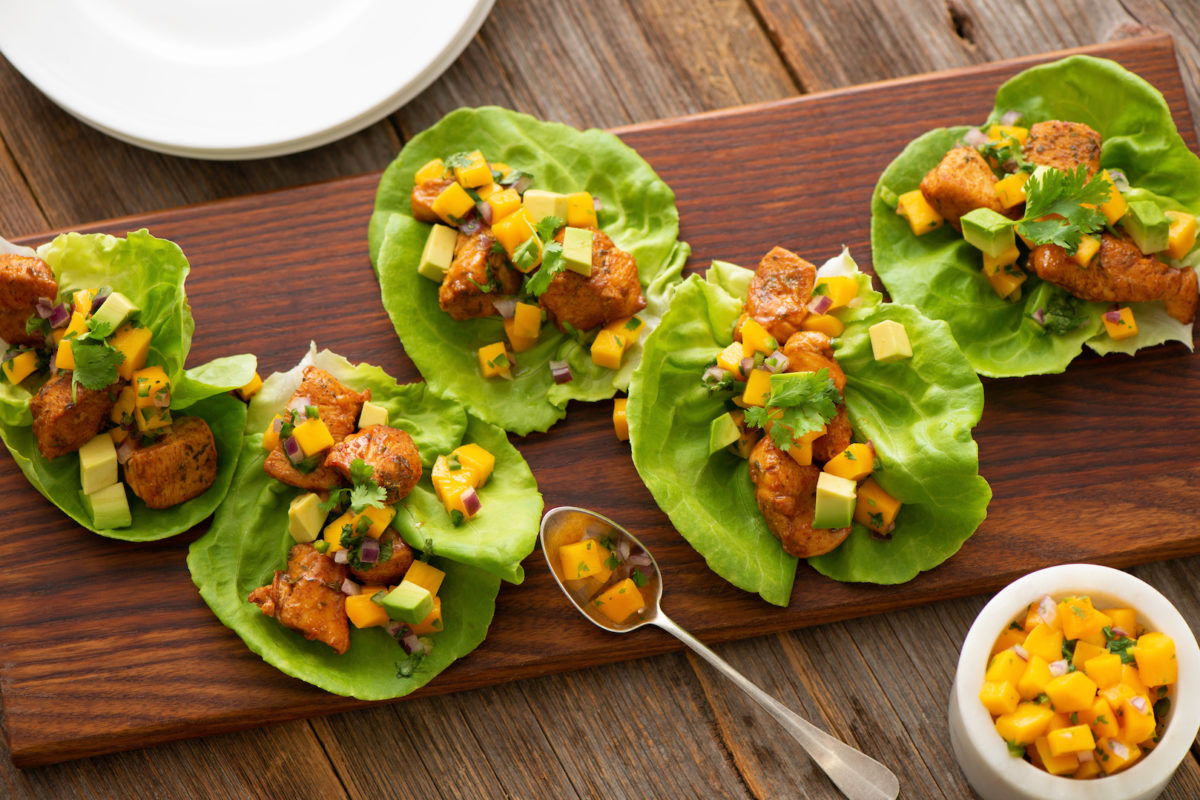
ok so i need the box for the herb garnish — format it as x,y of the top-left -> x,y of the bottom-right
742,369 -> 841,451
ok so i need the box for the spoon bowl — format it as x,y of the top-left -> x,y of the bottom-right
539,506 -> 900,800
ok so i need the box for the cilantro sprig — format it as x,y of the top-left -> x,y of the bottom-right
520,215 -> 569,297
69,336 -> 125,400
320,457 -> 387,513
1016,165 -> 1111,255
743,369 -> 841,451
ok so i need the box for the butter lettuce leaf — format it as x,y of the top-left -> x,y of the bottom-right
871,56 -> 1200,376
0,230 -> 250,540
628,257 -> 989,604
369,106 -> 687,435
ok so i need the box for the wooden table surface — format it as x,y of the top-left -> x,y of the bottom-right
1,2 -> 1198,798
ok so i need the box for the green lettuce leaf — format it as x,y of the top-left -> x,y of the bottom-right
628,256 -> 989,604
0,230 -> 249,540
871,56 -> 1200,376
369,106 -> 688,435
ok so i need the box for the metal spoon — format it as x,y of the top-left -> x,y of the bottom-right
540,506 -> 900,800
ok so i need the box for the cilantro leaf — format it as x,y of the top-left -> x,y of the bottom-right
347,458 -> 387,512
349,458 -> 375,484
443,152 -> 473,170
25,315 -> 49,338
742,369 -> 841,451
534,215 -> 565,242
86,316 -> 116,339
511,237 -> 541,272
319,488 -> 349,513
1016,165 -> 1110,254
1035,288 -> 1086,335
71,338 -> 124,392
523,242 -> 566,297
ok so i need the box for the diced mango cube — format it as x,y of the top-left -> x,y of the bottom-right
452,443 -> 495,487
345,593 -> 389,628
1081,696 -> 1120,739
1098,171 -> 1128,225
134,404 -> 171,433
1047,724 -> 1095,756
984,263 -> 1026,300
1104,307 -> 1138,341
478,341 -> 512,379
1096,737 -> 1141,774
262,414 -> 283,451
1073,234 -> 1101,268
994,702 -> 1055,745
896,189 -> 944,235
2,350 -> 38,384
1134,631 -> 1177,687
1017,656 -> 1053,701
512,302 -> 542,340
1045,671 -> 1098,713
1071,640 -> 1107,672
1165,210 -> 1198,260
1120,663 -> 1150,697
1058,596 -> 1112,646
490,162 -> 512,179
603,316 -> 645,351
1074,758 -> 1102,779
63,310 -> 88,339
292,418 -> 334,457
1031,736 -> 1078,776
404,560 -> 446,597
590,329 -> 626,369
356,504 -> 396,539
1105,608 -> 1139,637
492,208 -> 539,265
453,150 -> 492,188
800,313 -> 845,338
717,341 -> 747,380
592,577 -> 645,624
72,289 -> 96,315
133,365 -> 170,409
324,511 -> 355,552
414,158 -> 447,184
613,397 -> 629,441
55,339 -> 76,371
986,648 -> 1027,685
987,124 -> 1029,146
979,680 -> 1020,716
853,478 -> 901,535
502,318 -> 538,353
783,425 -> 824,467
1083,652 -> 1123,689
431,454 -> 475,509
238,372 -> 263,401
566,191 -> 598,228
993,625 -> 1027,656
823,443 -> 874,482
994,172 -> 1030,210
739,317 -> 778,356
1022,623 -> 1064,664
559,538 -> 615,582
431,181 -> 477,225
409,595 -> 444,635
110,323 -> 152,380
486,186 -> 523,224
1119,695 -> 1156,744
982,244 -> 1020,274
814,276 -> 858,309
742,369 -> 772,407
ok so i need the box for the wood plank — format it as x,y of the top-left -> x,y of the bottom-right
2,37 -> 1198,767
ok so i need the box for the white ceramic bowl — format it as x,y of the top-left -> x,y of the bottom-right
949,564 -> 1200,800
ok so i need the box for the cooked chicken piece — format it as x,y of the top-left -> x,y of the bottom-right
29,372 -> 119,460
123,416 -> 217,509
349,531 -> 415,585
1030,233 -> 1199,324
744,247 -> 816,343
0,253 -> 57,346
263,367 -> 369,492
438,228 -> 523,320
748,436 -> 850,558
1022,120 -> 1102,178
919,146 -> 1008,231
411,178 -> 455,224
248,543 -> 350,654
780,330 -> 850,461
539,227 -> 645,332
813,408 -> 853,463
326,425 -> 422,503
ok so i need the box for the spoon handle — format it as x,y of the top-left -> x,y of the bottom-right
653,613 -> 899,800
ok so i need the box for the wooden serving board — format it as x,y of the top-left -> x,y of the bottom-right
1,36 -> 1196,768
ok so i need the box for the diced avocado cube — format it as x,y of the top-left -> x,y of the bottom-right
381,580 -> 435,624
287,492 -> 325,543
708,412 -> 741,455
522,189 -> 567,223
812,472 -> 856,529
88,291 -> 138,334
81,482 -> 132,529
961,207 -> 1016,258
358,400 -> 389,429
562,226 -> 593,276
78,432 -> 118,495
1122,200 -> 1169,255
417,224 -> 458,282
868,320 -> 912,363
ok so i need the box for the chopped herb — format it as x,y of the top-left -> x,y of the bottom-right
1154,698 -> 1171,719
1034,692 -> 1050,705
631,568 -> 648,588
523,242 -> 566,296
624,317 -> 641,331
24,314 -> 49,337
499,168 -> 531,188
868,511 -> 884,529
604,552 -> 619,570
1106,633 -> 1137,665
843,450 -> 856,461
395,650 -> 424,678
305,404 -> 319,419
443,151 -> 473,170
576,561 -> 589,578
86,316 -> 115,339
356,515 -> 373,535
742,369 -> 841,451
1070,712 -> 1079,724
1008,621 -> 1023,631
313,539 -> 330,554
467,275 -> 497,293
490,240 -> 507,255
534,215 -> 565,242
1061,638 -> 1077,662
1096,714 -> 1109,725
450,509 -> 465,526
511,237 -> 542,272
1016,165 -> 1110,254
1005,740 -> 1026,758
1030,288 -> 1086,336
70,337 -> 125,398
812,283 -> 830,297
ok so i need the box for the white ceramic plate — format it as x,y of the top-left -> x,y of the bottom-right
0,0 -> 494,159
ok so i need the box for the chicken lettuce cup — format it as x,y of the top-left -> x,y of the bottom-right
189,345 -> 542,698
628,249 -> 990,606
872,55 -> 1200,377
368,106 -> 688,435
0,230 -> 255,540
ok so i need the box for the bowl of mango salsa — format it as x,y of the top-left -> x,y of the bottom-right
949,564 -> 1200,800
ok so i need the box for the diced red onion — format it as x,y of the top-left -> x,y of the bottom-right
34,297 -> 55,319
701,365 -> 729,386
115,438 -> 135,465
593,197 -> 603,211
492,297 -> 517,319
1130,695 -> 1150,714
763,350 -> 788,374
1104,309 -> 1123,323
1077,750 -> 1094,763
476,201 -> 494,225
1032,308 -> 1045,325
1012,644 -> 1029,661
1110,740 -> 1130,759
999,110 -> 1022,127
90,290 -> 110,314
460,215 -> 482,236
616,537 -> 632,562
510,174 -> 532,194
386,621 -> 405,638
549,360 -> 573,384
1038,595 -> 1058,626
399,629 -> 423,654
1108,168 -> 1130,193
48,302 -> 70,328
806,295 -> 833,315
1048,659 -> 1069,677
333,549 -> 349,564
461,486 -> 481,516
359,537 -> 380,565
870,529 -> 893,541
340,579 -> 361,596
739,356 -> 755,376
627,552 -> 651,567
1002,158 -> 1019,173
153,389 -> 170,409
283,435 -> 305,465
271,416 -> 284,434
1110,626 -> 1129,639
964,127 -> 988,148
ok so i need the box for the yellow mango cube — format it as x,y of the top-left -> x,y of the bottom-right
814,276 -> 858,309
604,316 -> 645,351
717,340 -> 747,379
1099,683 -> 1134,714
590,328 -> 626,369
409,595 -> 444,635
1119,695 -> 1156,744
490,162 -> 512,179
404,560 -> 446,596
431,182 -> 477,225
133,365 -> 170,409
1165,210 -> 1198,260
741,369 -> 772,407
992,625 -> 1027,656
823,443 -> 874,482
438,480 -> 478,521
238,372 -> 262,401
559,538 -> 615,582
613,397 -> 629,441
55,338 -> 76,371
1120,663 -> 1150,697
1022,623 -> 1064,664
591,577 -> 645,624
800,313 -> 845,338
1096,737 -> 1141,774
512,302 -> 542,340
739,317 -> 778,356
1083,652 -> 1123,689
895,189 -> 944,235
987,124 -> 1029,145
984,263 -> 1027,300
986,648 -> 1027,685
1072,234 -> 1101,268
784,426 -> 824,467
1017,656 -> 1053,701
566,191 -> 598,228
356,504 -> 396,539
1045,671 -> 1098,713
982,244 -> 1021,274
292,418 -> 334,456
994,702 -> 1055,745
345,593 -> 389,628
110,323 -> 152,380
2,350 -> 38,384
1134,631 -> 1177,687
1104,307 -> 1138,341
453,150 -> 492,188
853,478 -> 901,535
1074,758 -> 1102,779
502,318 -> 538,353
994,172 -> 1030,210
1071,640 -> 1107,672
1106,608 -> 1140,637
134,404 -> 171,433
979,680 -> 1020,716
486,186 -> 523,224
1081,696 -> 1120,739
431,454 -> 475,506
491,207 -> 538,260
262,414 -> 283,451
1059,596 -> 1113,646
452,443 -> 495,487
478,341 -> 512,379
72,288 -> 96,314
1047,724 -> 1095,756
63,310 -> 88,340
1030,736 -> 1078,776
323,512 -> 355,552
1098,171 -> 1128,225
414,158 -> 447,184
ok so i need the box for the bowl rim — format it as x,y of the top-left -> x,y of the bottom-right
953,563 -> 1200,798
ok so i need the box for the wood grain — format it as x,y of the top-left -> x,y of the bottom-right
1,36 -> 1198,778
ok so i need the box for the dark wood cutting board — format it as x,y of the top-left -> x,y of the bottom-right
2,36 -> 1196,768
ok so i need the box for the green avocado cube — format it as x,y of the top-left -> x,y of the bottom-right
381,580 -> 434,624
79,432 -> 118,495
708,412 -> 742,455
868,320 -> 912,363
418,224 -> 458,282
960,207 -> 1015,258
89,291 -> 138,334
287,492 -> 325,543
358,400 -> 389,429
522,189 -> 567,223
812,472 -> 856,529
81,482 -> 132,529
562,227 -> 594,276
1122,200 -> 1169,255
